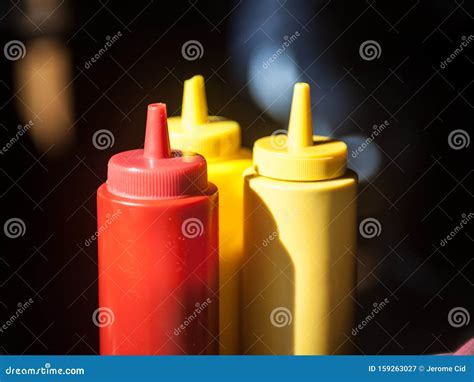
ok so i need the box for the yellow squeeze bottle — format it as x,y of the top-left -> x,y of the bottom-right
242,83 -> 358,355
168,75 -> 252,354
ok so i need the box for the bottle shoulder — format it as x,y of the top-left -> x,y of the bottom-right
207,149 -> 253,175
97,183 -> 218,207
244,168 -> 358,191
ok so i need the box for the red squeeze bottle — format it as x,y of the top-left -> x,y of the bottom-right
96,103 -> 219,355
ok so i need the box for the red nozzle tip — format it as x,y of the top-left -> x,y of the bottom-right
144,103 -> 171,159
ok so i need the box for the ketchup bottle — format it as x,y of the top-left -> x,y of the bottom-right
96,103 -> 219,355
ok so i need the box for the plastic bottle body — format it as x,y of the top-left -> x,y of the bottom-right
207,149 -> 252,354
167,74 -> 252,354
97,183 -> 219,355
241,168 -> 357,355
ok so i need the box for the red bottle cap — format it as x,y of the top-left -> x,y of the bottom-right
107,103 -> 208,199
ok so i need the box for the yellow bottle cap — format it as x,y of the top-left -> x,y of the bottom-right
253,83 -> 347,181
168,75 -> 241,159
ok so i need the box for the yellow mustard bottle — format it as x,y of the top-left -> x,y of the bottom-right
241,83 -> 358,355
168,75 -> 252,354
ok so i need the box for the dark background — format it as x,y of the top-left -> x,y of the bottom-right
0,0 -> 472,354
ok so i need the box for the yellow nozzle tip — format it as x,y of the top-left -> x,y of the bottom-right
168,74 -> 242,158
182,75 -> 208,126
294,82 -> 310,92
288,82 -> 313,150
252,82 -> 348,181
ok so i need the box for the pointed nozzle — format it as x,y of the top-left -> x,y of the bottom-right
182,75 -> 209,127
144,103 -> 171,159
287,82 -> 314,150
